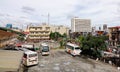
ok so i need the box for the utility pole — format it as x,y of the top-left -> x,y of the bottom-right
48,13 -> 50,25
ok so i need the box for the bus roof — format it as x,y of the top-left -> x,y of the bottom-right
66,43 -> 79,47
24,50 -> 37,54
41,43 -> 48,46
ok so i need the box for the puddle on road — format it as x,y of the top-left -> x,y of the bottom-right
63,61 -> 71,65
71,69 -> 75,72
65,68 -> 76,72
65,68 -> 70,72
54,63 -> 60,66
53,66 -> 60,71
38,64 -> 45,68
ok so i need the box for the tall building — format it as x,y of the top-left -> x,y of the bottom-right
71,17 -> 91,33
6,24 -> 12,29
103,24 -> 107,31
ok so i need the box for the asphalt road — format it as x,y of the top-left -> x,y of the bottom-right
25,49 -> 119,72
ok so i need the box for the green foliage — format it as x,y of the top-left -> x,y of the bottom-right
78,35 -> 108,58
17,36 -> 25,41
60,40 -> 64,47
62,33 -> 67,38
50,32 -> 54,40
50,32 -> 67,41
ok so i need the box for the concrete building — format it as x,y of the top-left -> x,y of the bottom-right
29,24 -> 51,40
28,23 -> 69,41
103,24 -> 107,31
24,25 -> 30,32
51,25 -> 69,35
108,26 -> 120,46
71,17 -> 91,33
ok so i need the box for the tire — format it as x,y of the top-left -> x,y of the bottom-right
72,54 -> 76,57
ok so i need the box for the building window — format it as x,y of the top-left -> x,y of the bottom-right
36,32 -> 38,33
35,28 -> 37,30
58,27 -> 60,30
46,27 -> 50,30
38,27 -> 42,30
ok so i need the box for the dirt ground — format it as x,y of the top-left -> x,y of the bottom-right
25,49 -> 119,72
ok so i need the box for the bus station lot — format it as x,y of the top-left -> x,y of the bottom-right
26,49 -> 119,72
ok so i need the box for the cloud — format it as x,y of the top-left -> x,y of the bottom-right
21,6 -> 35,15
70,0 -> 120,26
0,0 -> 120,29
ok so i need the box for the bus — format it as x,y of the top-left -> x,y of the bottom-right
65,43 -> 82,56
21,44 -> 35,51
22,49 -> 38,66
40,43 -> 50,55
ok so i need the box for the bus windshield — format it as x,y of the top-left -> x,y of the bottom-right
75,47 -> 80,50
42,46 -> 49,52
29,54 -> 37,58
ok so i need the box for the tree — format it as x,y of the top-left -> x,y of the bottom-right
17,36 -> 25,41
50,32 -> 54,40
62,33 -> 67,38
79,35 -> 108,58
49,32 -> 63,41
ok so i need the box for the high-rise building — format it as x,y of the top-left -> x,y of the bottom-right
71,17 -> 91,33
103,24 -> 107,31
6,24 -> 12,29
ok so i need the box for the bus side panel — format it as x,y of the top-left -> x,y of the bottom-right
22,59 -> 27,66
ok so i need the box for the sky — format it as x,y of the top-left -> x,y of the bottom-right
0,0 -> 120,29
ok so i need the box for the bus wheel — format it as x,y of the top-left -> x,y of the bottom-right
72,55 -> 75,57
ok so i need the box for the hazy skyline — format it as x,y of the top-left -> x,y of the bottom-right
0,0 -> 120,29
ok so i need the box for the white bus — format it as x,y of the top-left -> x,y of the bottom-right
21,44 -> 35,51
65,43 -> 82,56
40,43 -> 50,55
22,49 -> 38,66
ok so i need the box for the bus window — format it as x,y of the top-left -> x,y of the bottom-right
75,47 -> 80,50
29,54 -> 37,58
42,46 -> 49,52
40,43 -> 50,55
24,54 -> 27,58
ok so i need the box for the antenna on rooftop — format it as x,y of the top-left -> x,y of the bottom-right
48,13 -> 50,25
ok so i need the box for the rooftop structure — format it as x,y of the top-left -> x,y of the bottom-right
0,50 -> 23,72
